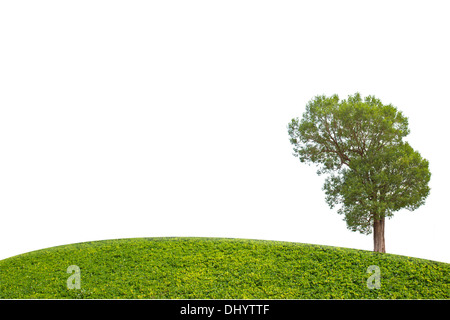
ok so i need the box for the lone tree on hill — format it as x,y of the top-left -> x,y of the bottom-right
288,93 -> 431,253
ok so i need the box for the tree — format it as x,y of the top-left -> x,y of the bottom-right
287,93 -> 431,253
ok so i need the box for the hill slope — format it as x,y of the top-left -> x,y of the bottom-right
0,237 -> 448,299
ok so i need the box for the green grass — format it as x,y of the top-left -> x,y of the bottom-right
0,237 -> 448,299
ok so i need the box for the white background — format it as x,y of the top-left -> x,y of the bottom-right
1,1 -> 449,263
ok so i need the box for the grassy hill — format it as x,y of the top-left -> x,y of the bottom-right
0,237 -> 448,299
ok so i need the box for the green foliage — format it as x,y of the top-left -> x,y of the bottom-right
288,93 -> 431,234
0,238 -> 448,299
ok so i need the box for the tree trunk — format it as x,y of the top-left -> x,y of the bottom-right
373,217 -> 386,253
